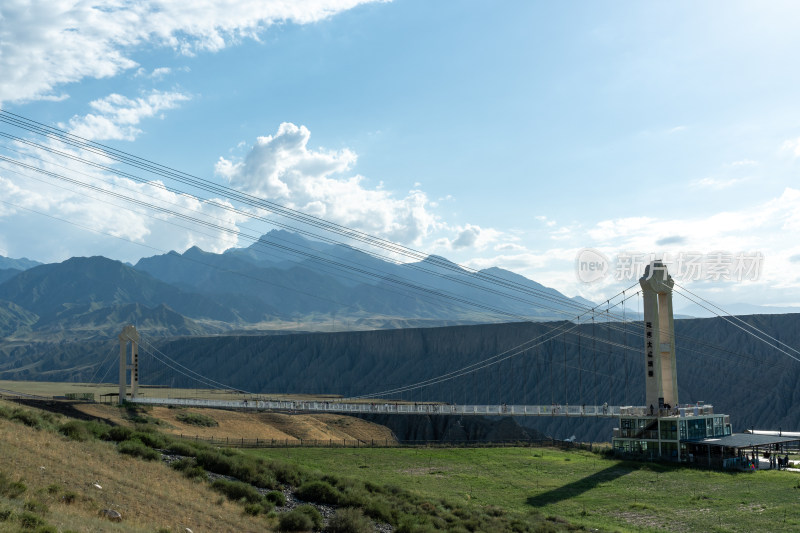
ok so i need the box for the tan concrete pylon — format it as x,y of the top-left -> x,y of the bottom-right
118,325 -> 140,404
639,261 -> 678,411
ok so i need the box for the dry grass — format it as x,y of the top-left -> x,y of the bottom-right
0,379 -> 416,404
0,400 -> 270,532
74,403 -> 396,443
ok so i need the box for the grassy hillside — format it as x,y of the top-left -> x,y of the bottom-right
74,403 -> 397,443
0,399 -> 572,532
0,400 -> 266,532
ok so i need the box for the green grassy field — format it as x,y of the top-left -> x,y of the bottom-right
247,446 -> 800,532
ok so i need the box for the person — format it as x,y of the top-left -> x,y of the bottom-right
785,454 -> 790,469
649,404 -> 654,416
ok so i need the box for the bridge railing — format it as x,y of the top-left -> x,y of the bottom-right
171,433 -> 599,450
131,397 -> 626,417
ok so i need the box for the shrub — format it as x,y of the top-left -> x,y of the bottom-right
296,480 -> 340,505
23,499 -> 48,515
130,430 -> 168,449
170,458 -> 206,480
0,472 -> 27,498
329,507 -> 373,533
0,508 -> 12,521
278,509 -> 315,532
175,412 -> 218,427
118,439 -> 160,461
45,484 -> 60,495
396,515 -> 436,533
195,450 -> 234,476
295,504 -> 323,530
61,491 -> 77,504
87,420 -> 111,438
59,421 -> 93,442
210,479 -> 262,504
11,410 -> 45,429
244,502 -> 263,516
32,525 -> 58,533
195,450 -> 276,489
166,440 -> 199,456
364,498 -> 394,523
170,458 -> 195,471
107,425 -> 133,442
268,460 -> 305,486
339,485 -> 369,508
265,490 -> 287,506
18,511 -> 45,529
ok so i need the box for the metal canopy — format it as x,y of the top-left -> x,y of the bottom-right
692,433 -> 800,449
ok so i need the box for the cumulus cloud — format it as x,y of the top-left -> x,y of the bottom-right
0,132 -> 248,261
65,90 -> 191,141
216,122 -> 439,244
447,224 -> 504,250
0,0 -> 384,104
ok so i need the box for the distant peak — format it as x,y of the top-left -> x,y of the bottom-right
183,245 -> 207,256
422,254 -> 459,265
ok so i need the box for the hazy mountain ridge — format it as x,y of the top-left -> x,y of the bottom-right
0,230 -> 594,339
0,256 -> 41,271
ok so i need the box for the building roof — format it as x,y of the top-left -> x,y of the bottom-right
690,434 -> 800,449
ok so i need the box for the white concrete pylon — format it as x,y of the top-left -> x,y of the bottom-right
118,325 -> 140,404
639,260 -> 678,411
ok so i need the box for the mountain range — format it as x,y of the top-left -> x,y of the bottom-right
0,230 -> 594,340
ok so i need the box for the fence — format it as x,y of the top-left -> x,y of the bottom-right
174,433 -> 597,451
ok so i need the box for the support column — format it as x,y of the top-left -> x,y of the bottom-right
639,260 -> 679,411
118,325 -> 140,405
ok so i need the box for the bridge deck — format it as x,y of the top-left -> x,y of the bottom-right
131,397 -> 629,417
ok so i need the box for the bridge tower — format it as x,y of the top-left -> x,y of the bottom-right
639,260 -> 678,411
118,325 -> 140,404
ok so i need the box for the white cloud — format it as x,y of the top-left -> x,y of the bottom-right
0,0 -> 385,104
494,242 -> 525,252
693,176 -> 749,190
0,133 -> 248,261
781,137 -> 800,157
452,226 -> 480,248
64,91 -> 191,141
448,224 -> 502,250
135,67 -> 173,80
535,215 -> 557,227
216,122 -> 440,244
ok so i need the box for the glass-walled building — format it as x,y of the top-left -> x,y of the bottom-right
612,405 -> 732,461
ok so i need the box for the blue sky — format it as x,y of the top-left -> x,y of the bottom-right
1,0 -> 800,311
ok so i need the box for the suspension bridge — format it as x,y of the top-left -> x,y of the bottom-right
109,262 -> 734,423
